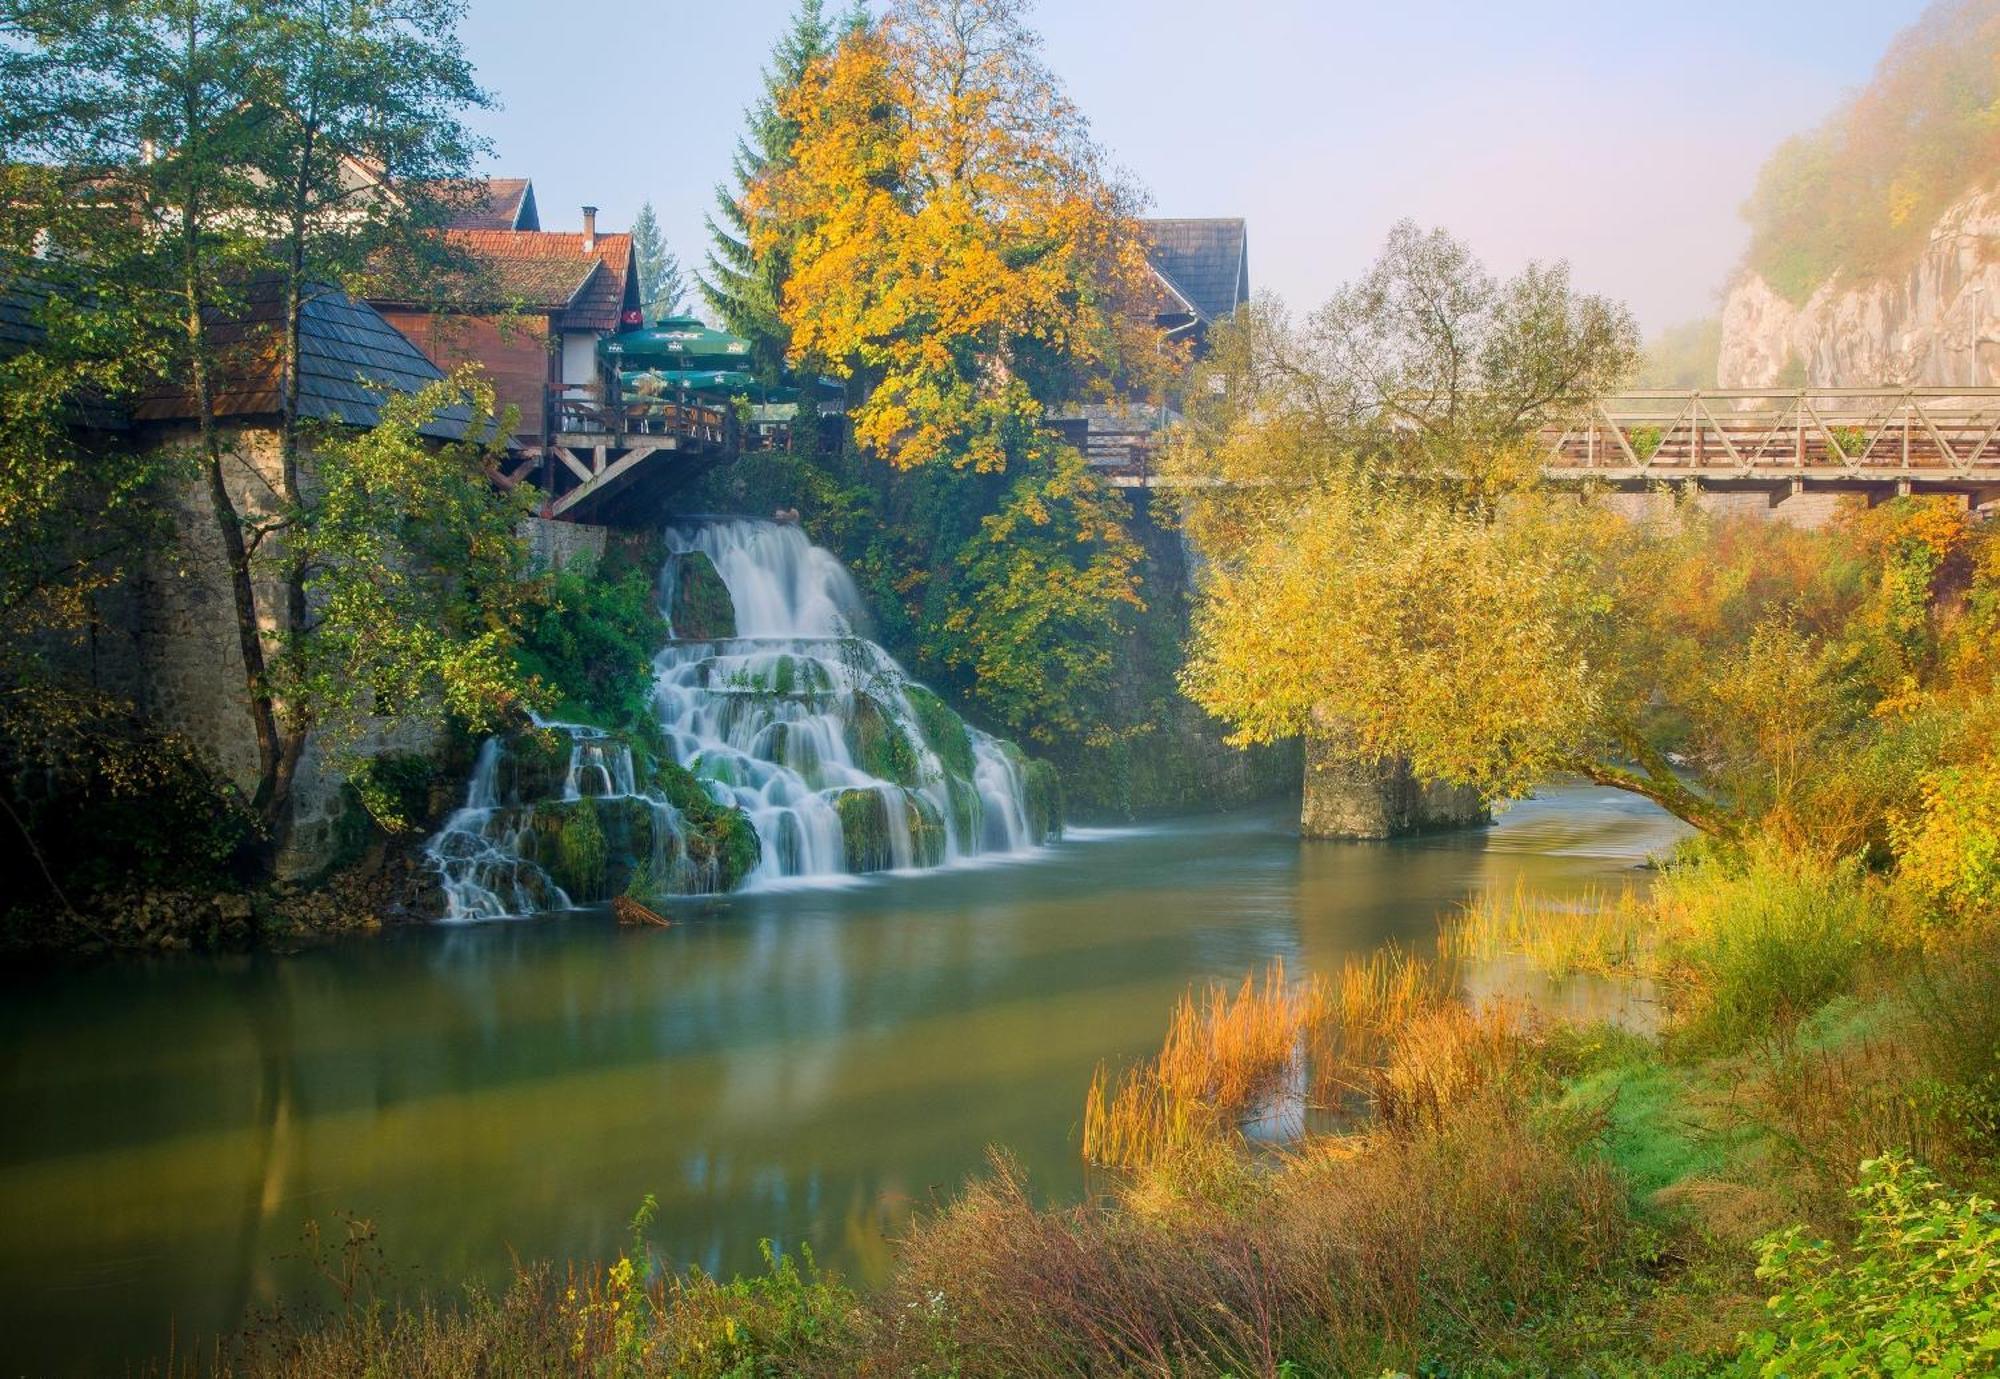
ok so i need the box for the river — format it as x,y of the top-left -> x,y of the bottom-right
0,786 -> 1682,1375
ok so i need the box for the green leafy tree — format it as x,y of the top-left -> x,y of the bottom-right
283,372 -> 545,812
629,199 -> 686,322
2,0 -> 515,868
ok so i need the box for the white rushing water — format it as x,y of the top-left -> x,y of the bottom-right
655,519 -> 1035,888
426,518 -> 1046,919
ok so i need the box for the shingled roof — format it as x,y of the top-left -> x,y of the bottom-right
134,281 -> 468,438
1142,219 -> 1250,323
0,274 -> 129,430
434,177 -> 540,231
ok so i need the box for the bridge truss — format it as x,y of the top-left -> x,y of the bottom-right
1542,388 -> 2000,496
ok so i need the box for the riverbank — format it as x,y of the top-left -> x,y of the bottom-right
128,841 -> 2000,1378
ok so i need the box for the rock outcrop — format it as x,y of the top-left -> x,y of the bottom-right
1719,187 -> 2000,388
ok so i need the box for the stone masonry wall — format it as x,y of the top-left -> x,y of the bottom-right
1300,711 -> 1489,840
123,423 -> 443,878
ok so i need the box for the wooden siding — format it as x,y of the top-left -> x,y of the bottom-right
380,309 -> 554,444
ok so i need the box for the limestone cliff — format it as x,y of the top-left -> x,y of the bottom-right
1719,186 -> 2000,388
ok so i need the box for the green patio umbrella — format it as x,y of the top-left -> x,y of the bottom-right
600,315 -> 753,370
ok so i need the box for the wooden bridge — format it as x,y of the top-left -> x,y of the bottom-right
1542,388 -> 2000,499
1079,388 -> 2000,507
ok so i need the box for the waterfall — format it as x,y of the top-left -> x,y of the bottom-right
655,519 -> 1044,888
425,518 -> 1057,919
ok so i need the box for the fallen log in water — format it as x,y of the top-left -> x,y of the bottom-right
613,896 -> 671,927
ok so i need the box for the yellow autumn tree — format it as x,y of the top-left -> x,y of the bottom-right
743,0 -> 1169,742
1167,226 -> 1775,835
749,0 -> 1166,471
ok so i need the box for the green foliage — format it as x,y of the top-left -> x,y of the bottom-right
1657,853 -> 1878,1056
1629,423 -> 1664,461
935,444 -> 1145,744
348,752 -> 441,835
514,553 -> 667,731
0,702 -> 260,911
1743,3 -> 2000,301
289,375 -> 546,756
1735,1153 -> 2000,1376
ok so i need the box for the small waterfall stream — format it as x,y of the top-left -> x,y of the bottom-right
426,518 -> 1057,919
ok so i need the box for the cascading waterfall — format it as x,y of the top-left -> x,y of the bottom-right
425,518 -> 1059,919
655,519 -> 1044,888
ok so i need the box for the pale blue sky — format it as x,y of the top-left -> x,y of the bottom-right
457,0 -> 1928,333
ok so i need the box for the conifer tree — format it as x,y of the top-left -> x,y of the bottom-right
629,200 -> 686,322
697,0 -> 848,370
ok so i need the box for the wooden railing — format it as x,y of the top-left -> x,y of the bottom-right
549,383 -> 732,445
1543,388 -> 2000,480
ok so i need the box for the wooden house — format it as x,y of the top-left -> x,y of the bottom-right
367,187 -> 639,453
1140,218 -> 1250,356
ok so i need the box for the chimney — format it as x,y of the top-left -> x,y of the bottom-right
581,205 -> 597,254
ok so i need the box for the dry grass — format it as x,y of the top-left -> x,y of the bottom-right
886,1094 -> 1639,1379
1081,952 -> 1469,1170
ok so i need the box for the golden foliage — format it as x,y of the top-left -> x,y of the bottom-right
746,0 -> 1166,470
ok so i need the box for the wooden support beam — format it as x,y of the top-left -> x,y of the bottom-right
551,446 -> 593,484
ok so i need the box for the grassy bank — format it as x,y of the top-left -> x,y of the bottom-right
139,837 -> 2000,1377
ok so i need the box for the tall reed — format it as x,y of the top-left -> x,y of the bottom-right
1082,951 -> 1473,1170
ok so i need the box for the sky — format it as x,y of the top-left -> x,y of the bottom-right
456,0 -> 1930,336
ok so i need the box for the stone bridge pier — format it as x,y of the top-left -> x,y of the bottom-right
1300,713 -> 1489,839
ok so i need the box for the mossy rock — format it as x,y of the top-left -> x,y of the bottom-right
683,805 -> 761,893
907,792 -> 947,868
844,692 -> 921,787
944,772 -> 984,849
1022,756 -> 1064,844
834,789 -> 891,872
903,684 -> 976,781
529,799 -> 609,900
500,728 -> 571,805
669,551 -> 736,641
833,787 -> 942,872
634,748 -> 761,893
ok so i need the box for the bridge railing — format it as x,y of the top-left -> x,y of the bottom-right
1543,388 -> 2000,477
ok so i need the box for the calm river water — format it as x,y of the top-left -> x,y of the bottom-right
0,785 -> 1683,1375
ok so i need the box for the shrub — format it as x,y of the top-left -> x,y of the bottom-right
1892,760 -> 2000,939
1733,1152 -> 2000,1376
514,559 -> 667,731
1655,853 -> 1878,1055
891,1097 -> 1636,1378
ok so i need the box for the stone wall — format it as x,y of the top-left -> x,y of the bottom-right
523,514 -> 608,571
108,423 -> 448,878
1300,714 -> 1489,840
1600,487 -> 1852,532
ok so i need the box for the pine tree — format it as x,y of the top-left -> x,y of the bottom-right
696,0 -> 852,371
629,200 -> 686,322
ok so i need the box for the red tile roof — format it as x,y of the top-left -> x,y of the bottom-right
440,229 -> 637,330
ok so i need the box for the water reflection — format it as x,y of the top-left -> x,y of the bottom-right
0,783 -> 1685,1375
